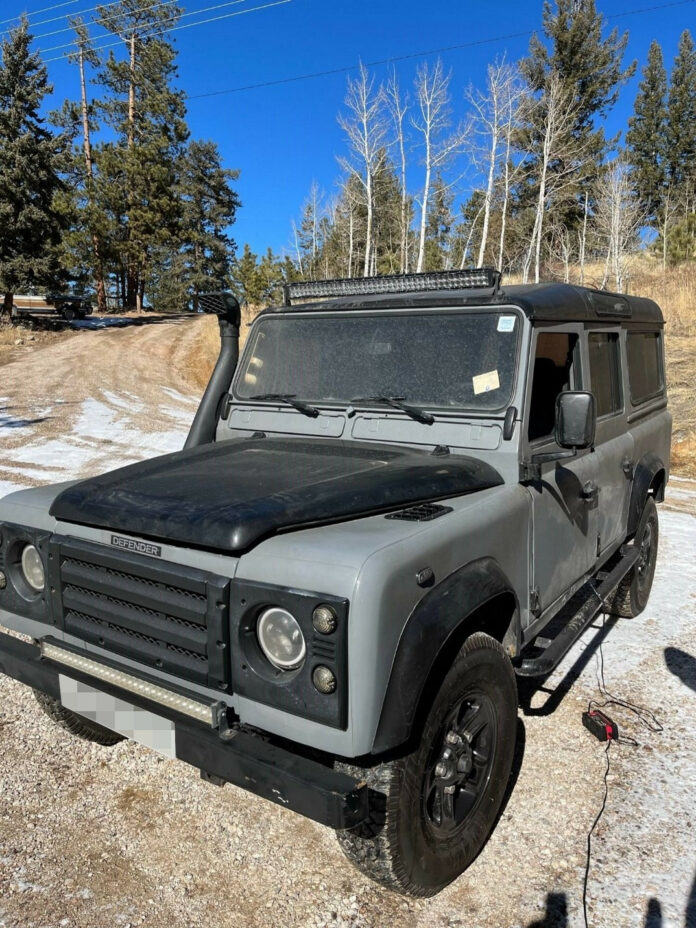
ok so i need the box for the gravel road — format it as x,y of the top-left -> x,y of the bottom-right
0,319 -> 695,928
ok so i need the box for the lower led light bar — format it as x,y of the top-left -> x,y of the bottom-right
284,267 -> 501,305
40,642 -> 216,726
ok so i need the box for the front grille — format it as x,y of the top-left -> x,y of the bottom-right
49,537 -> 231,690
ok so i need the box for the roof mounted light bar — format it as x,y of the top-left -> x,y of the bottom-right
283,268 -> 502,306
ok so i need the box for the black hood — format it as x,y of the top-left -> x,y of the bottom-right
50,437 -> 503,553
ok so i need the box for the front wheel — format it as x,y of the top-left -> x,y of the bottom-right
336,632 -> 518,896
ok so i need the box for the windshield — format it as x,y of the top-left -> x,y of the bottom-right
235,310 -> 520,412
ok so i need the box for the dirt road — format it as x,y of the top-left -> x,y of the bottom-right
0,320 -> 695,928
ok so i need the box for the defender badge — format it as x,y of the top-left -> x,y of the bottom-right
110,535 -> 162,558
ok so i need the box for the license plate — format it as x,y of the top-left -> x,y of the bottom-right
59,675 -> 176,758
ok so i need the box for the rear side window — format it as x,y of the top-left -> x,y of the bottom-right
588,332 -> 622,418
627,332 -> 663,404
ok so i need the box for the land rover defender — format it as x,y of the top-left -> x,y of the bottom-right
0,268 -> 670,896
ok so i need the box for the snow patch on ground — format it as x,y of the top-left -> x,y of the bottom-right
0,390 -> 189,488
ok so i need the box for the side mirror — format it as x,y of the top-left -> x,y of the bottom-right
555,391 -> 596,450
522,390 -> 596,482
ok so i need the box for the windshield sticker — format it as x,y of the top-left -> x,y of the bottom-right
473,370 -> 500,395
497,315 -> 516,333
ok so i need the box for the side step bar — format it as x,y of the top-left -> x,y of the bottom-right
516,545 -> 640,678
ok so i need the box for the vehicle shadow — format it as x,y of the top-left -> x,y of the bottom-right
664,647 -> 696,695
517,615 -> 619,717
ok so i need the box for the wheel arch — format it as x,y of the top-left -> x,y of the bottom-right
371,557 -> 519,755
628,452 -> 666,537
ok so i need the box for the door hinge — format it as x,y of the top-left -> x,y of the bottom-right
622,456 -> 634,479
530,587 -> 541,617
596,533 -> 602,556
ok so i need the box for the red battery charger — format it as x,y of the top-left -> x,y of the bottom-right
582,709 -> 619,742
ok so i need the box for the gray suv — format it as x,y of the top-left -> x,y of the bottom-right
0,269 -> 670,896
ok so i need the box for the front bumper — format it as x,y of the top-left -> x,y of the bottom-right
0,630 -> 368,830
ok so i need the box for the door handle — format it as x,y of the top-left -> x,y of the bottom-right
581,480 -> 598,503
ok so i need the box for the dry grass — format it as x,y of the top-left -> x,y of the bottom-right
185,303 -> 261,391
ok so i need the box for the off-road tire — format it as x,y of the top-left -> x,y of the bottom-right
606,497 -> 659,619
33,690 -> 124,747
336,632 -> 517,897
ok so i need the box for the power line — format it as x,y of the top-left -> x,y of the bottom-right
41,0 -> 290,62
184,0 -> 696,102
0,0 -> 82,27
37,0 -> 251,51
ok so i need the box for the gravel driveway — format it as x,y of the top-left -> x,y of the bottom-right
1,320 -> 695,928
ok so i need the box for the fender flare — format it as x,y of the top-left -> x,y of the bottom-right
371,557 -> 519,755
627,452 -> 666,536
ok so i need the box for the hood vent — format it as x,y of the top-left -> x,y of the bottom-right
386,503 -> 453,522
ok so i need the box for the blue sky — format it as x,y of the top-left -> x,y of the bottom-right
22,0 -> 696,256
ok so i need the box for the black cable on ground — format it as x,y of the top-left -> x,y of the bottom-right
581,612 -> 663,927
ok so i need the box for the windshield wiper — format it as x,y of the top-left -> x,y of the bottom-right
249,393 -> 320,419
347,395 -> 434,425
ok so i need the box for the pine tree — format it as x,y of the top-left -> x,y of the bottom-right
424,174 -> 454,271
665,30 -> 696,191
95,0 -> 188,310
626,40 -> 668,223
521,0 -> 634,228
179,140 -> 240,310
0,19 -> 67,322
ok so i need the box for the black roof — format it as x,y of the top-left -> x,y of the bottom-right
266,282 -> 663,325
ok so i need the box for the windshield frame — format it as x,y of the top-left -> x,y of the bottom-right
231,305 -> 525,417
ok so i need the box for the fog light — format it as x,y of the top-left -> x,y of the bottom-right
312,665 -> 337,694
312,604 -> 337,635
21,544 -> 45,592
0,570 -> 6,590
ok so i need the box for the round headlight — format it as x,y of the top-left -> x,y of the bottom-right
257,607 -> 306,670
21,544 -> 45,592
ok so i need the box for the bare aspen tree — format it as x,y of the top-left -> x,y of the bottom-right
385,70 -> 410,273
413,60 -> 468,273
338,63 -> 387,277
594,158 -> 644,293
549,223 -> 573,281
466,59 -> 520,267
521,75 -> 587,284
497,81 -> 527,270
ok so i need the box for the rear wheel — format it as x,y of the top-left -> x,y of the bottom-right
336,632 -> 517,896
33,690 -> 124,747
606,496 -> 659,618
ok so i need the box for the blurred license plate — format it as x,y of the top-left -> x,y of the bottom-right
59,674 -> 176,757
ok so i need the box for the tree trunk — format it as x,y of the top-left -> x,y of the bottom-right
417,142 -> 431,273
477,98 -> 499,267
1,292 -> 14,324
579,192 -> 588,286
364,168 -> 373,277
78,44 -> 108,315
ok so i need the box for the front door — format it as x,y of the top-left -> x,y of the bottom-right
523,326 -> 599,612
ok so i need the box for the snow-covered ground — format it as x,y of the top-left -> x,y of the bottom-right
0,388 -> 193,495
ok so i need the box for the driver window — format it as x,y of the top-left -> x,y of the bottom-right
528,332 -> 579,442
